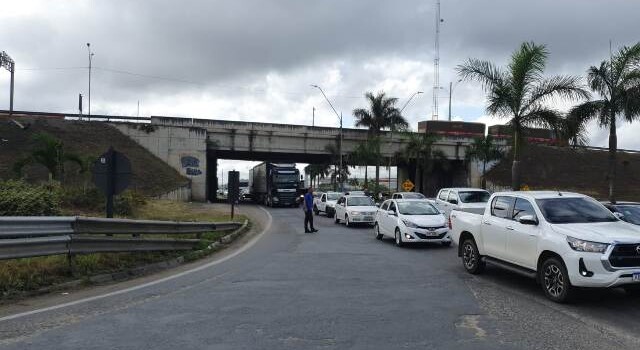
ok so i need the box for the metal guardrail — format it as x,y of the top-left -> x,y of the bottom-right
0,216 -> 242,260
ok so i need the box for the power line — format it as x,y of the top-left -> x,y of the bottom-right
12,65 -> 429,103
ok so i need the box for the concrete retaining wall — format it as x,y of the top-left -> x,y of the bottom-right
111,123 -> 208,201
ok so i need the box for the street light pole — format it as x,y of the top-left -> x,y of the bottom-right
399,91 -> 424,114
448,79 -> 462,122
86,43 -> 94,119
311,84 -> 344,192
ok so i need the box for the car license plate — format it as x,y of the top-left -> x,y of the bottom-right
633,272 -> 640,282
364,216 -> 374,221
426,231 -> 440,237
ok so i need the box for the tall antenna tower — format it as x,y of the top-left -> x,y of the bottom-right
432,0 -> 442,120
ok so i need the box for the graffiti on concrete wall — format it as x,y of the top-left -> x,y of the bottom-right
181,155 -> 202,176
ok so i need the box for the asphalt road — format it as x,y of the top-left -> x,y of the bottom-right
1,205 -> 640,349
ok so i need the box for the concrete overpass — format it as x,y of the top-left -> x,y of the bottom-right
112,116 -> 484,201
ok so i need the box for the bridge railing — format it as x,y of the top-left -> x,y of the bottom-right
0,216 -> 243,260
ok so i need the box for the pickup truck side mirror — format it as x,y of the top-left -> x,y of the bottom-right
613,212 -> 624,220
518,215 -> 538,225
387,210 -> 396,216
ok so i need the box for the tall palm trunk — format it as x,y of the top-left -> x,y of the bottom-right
608,115 -> 617,203
364,166 -> 368,187
481,161 -> 487,189
511,127 -> 521,190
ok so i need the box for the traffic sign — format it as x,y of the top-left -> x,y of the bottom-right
92,147 -> 132,217
402,179 -> 415,192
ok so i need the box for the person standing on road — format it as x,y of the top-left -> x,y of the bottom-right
304,187 -> 318,233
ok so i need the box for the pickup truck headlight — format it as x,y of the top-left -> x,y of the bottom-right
567,236 -> 608,253
348,211 -> 360,216
402,219 -> 419,228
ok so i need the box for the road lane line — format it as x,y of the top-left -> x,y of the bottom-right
0,206 -> 273,323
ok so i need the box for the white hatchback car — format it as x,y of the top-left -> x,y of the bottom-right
334,195 -> 378,227
375,199 -> 451,247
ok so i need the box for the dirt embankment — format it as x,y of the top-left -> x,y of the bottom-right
0,116 -> 187,196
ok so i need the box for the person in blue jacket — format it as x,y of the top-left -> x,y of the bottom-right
304,187 -> 318,233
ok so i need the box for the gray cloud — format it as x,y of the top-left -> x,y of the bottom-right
1,0 -> 640,148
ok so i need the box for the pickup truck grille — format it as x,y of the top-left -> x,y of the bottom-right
608,244 -> 640,268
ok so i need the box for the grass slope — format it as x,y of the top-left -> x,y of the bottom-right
485,144 -> 640,200
0,116 -> 187,196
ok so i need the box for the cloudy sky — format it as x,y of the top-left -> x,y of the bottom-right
2,0 -> 639,178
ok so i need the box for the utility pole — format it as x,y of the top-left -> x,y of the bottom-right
432,0 -> 442,120
311,84 -> 344,192
86,43 -> 94,119
137,100 -> 140,118
448,81 -> 452,121
312,106 -> 315,127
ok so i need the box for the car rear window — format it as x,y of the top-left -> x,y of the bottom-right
459,191 -> 490,203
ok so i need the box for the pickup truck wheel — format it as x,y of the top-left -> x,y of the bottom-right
395,228 -> 404,247
327,210 -> 334,218
461,239 -> 484,274
374,223 -> 383,240
541,257 -> 574,303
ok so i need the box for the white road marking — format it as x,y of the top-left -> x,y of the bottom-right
0,206 -> 273,323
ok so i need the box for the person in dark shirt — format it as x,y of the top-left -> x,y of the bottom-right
304,187 -> 318,233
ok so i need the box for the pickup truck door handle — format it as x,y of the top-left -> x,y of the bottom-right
482,221 -> 491,226
505,226 -> 515,231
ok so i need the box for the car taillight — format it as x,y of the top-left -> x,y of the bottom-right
448,216 -> 452,229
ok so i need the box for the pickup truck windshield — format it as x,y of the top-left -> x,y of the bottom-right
347,197 -> 374,206
397,202 -> 439,215
536,198 -> 618,224
617,205 -> 640,225
459,191 -> 490,203
327,193 -> 340,201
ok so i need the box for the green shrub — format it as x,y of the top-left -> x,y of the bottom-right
114,191 -> 147,216
0,180 -> 61,216
60,186 -> 104,212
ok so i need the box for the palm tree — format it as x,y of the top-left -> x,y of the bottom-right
457,42 -> 589,190
400,133 -> 438,194
304,163 -> 329,188
558,112 -> 590,148
568,43 -> 640,202
14,132 -> 85,182
353,91 -> 408,189
466,135 -> 503,189
349,138 -> 380,188
324,142 -> 350,190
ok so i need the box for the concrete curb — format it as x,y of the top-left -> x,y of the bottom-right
4,219 -> 251,300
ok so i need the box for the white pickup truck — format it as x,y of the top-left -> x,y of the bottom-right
313,192 -> 341,218
450,191 -> 640,303
434,188 -> 490,218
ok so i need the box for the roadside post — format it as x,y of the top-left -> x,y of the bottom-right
92,147 -> 132,218
228,171 -> 240,219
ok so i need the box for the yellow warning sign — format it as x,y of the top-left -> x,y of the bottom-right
402,179 -> 415,192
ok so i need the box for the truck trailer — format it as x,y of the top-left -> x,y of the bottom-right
249,162 -> 302,207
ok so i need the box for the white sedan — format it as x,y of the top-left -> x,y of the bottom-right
334,195 -> 378,227
374,199 -> 452,247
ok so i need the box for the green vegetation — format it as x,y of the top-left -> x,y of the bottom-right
399,133 -> 443,194
0,200 -> 247,298
457,41 -> 588,190
466,135 -> 503,189
568,43 -> 640,202
349,137 -> 380,189
353,91 -> 408,189
0,180 -> 61,216
13,132 -> 85,182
